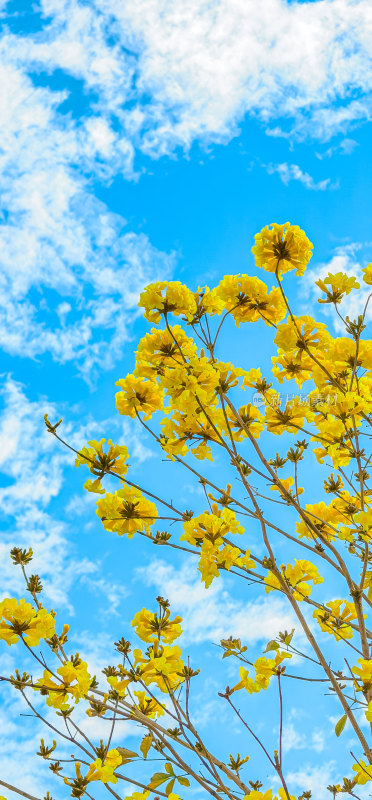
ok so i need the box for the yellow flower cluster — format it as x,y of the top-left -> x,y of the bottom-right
182,506 -> 244,546
116,374 -> 164,420
233,651 -> 292,694
139,281 -> 197,324
0,598 -> 55,647
243,790 -> 296,800
181,506 -> 255,587
108,606 -> 186,694
136,324 -> 197,374
203,274 -> 286,326
132,606 -> 182,644
352,759 -> 372,784
251,222 -> 313,279
36,659 -> 92,711
63,749 -> 122,790
313,599 -> 359,641
352,658 -> 372,692
76,438 -> 129,493
265,560 -> 323,600
123,793 -> 181,800
316,272 -> 360,304
132,689 -> 165,718
133,642 -> 185,692
96,485 -> 158,537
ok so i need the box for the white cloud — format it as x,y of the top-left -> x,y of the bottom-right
0,34 -> 175,378
283,760 -> 372,800
1,0 -> 372,375
282,720 -> 325,754
0,376 -> 70,512
0,685 -> 66,800
137,558 -> 296,645
284,762 -> 338,800
265,162 -> 334,190
80,575 -> 129,616
91,0 -> 372,149
316,137 -> 359,159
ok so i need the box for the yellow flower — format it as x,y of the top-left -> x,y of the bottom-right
296,501 -> 341,541
217,544 -> 244,571
365,700 -> 372,723
233,652 -> 291,694
75,438 -> 129,493
241,367 -> 263,388
198,540 -> 221,588
161,407 -> 225,461
0,598 -> 55,647
352,658 -> 372,691
207,274 -> 286,325
225,403 -> 265,440
135,325 -> 197,377
36,659 -> 92,710
133,642 -> 185,692
132,607 -> 182,644
106,672 -> 131,697
352,759 -> 372,784
313,599 -> 359,640
35,669 -> 70,711
85,749 -> 122,784
264,400 -> 308,435
245,791 -> 296,800
182,505 -> 244,547
270,475 -> 304,499
116,375 -> 163,420
96,485 -> 157,537
197,284 -> 225,316
316,272 -> 360,304
252,222 -> 313,279
64,750 -> 122,789
362,263 -> 372,285
271,352 -> 313,388
274,315 -> 328,353
265,560 -> 323,600
138,281 -> 197,324
132,690 -> 164,718
160,357 -> 219,414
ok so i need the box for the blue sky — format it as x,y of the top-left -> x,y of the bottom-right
1,0 -> 372,798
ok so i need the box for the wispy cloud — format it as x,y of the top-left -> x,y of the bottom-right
0,31 -> 175,378
316,137 -> 359,159
265,162 -> 334,190
282,715 -> 325,754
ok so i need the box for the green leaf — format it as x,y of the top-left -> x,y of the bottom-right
178,776 -> 190,786
165,762 -> 174,775
165,778 -> 176,795
222,650 -> 233,658
283,628 -> 295,645
140,734 -> 153,759
335,714 -> 347,736
264,639 -> 279,653
116,747 -> 138,764
149,772 -> 169,788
